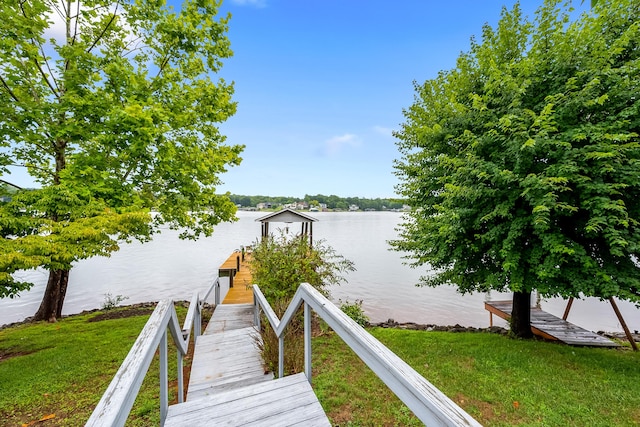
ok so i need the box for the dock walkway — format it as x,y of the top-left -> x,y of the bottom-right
485,300 -> 618,347
219,251 -> 255,304
165,265 -> 330,425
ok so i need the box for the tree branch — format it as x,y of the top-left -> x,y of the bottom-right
0,179 -> 23,190
8,163 -> 54,178
18,1 -> 60,99
0,74 -> 20,102
86,0 -> 121,54
38,43 -> 60,94
72,0 -> 80,46
153,54 -> 173,86
122,163 -> 137,182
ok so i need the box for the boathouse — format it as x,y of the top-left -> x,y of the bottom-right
255,208 -> 318,245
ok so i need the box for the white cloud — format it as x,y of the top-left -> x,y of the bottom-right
324,133 -> 361,156
373,125 -> 394,137
230,0 -> 267,7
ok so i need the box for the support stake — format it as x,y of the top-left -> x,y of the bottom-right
609,297 -> 638,351
562,297 -> 574,321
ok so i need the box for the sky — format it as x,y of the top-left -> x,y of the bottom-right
3,0 -> 589,199
211,0 -> 586,198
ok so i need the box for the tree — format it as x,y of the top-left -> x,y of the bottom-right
0,0 -> 243,321
392,0 -> 640,337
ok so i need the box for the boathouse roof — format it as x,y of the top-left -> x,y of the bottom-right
255,208 -> 318,223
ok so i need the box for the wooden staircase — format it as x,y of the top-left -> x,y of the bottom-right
164,303 -> 330,426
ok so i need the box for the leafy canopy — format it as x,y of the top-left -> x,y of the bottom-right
0,0 -> 243,297
392,0 -> 640,304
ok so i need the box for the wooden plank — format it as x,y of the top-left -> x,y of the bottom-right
204,304 -> 254,334
186,303 -> 273,402
166,373 -> 330,426
188,328 -> 267,395
485,300 -> 619,347
218,251 -> 254,303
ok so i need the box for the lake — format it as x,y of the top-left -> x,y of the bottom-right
1,211 -> 639,333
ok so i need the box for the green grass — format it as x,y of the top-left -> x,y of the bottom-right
0,306 -> 190,426
313,328 -> 640,426
1,310 -> 639,426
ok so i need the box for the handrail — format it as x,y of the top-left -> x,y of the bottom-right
86,277 -> 221,426
253,283 -> 482,427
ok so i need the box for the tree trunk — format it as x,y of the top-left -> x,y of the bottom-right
56,270 -> 70,319
511,290 -> 533,338
33,269 -> 70,322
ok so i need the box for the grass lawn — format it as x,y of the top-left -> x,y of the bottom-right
313,328 -> 640,426
0,305 -> 190,426
1,307 -> 638,426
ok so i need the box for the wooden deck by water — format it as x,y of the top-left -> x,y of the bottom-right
485,300 -> 619,347
219,251 -> 255,304
165,303 -> 330,425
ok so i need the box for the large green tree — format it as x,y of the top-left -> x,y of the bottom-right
392,0 -> 640,337
0,0 -> 242,321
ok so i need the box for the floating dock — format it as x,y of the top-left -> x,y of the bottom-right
485,300 -> 619,347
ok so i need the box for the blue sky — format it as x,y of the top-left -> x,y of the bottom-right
3,1 -> 588,198
213,0 -> 585,198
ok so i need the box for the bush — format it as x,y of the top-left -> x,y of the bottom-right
249,232 -> 355,303
339,299 -> 369,327
250,232 -> 355,374
101,293 -> 129,310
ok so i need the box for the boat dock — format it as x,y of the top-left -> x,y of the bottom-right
485,300 -> 619,347
218,250 -> 254,304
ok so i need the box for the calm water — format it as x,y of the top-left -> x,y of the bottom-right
1,211 -> 639,332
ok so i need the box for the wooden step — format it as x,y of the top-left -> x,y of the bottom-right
187,303 -> 270,400
166,373 -> 330,426
203,304 -> 255,335
187,327 -> 273,400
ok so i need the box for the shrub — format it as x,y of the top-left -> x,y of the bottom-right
339,299 -> 369,327
250,232 -> 355,374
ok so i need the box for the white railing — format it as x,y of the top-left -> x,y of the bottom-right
86,278 -> 222,427
253,283 -> 482,427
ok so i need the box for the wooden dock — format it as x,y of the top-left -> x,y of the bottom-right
485,300 -> 619,347
165,303 -> 330,425
219,251 -> 255,304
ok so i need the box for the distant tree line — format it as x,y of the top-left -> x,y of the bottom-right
228,194 -> 405,211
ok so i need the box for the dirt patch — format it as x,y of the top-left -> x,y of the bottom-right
454,393 -> 496,423
0,349 -> 38,363
87,307 -> 155,322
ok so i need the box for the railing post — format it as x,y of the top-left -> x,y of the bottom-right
254,300 -> 261,330
159,331 -> 168,425
278,335 -> 284,379
177,349 -> 184,404
195,301 -> 201,339
304,302 -> 312,385
215,280 -> 220,306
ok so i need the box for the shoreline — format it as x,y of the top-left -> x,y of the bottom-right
370,318 -> 640,343
2,302 -> 638,343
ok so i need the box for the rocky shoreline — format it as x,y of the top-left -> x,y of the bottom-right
369,318 -> 640,343
370,318 -> 509,334
2,303 -> 638,343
